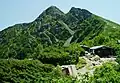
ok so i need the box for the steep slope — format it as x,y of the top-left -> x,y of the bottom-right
82,15 -> 120,47
0,6 -> 120,60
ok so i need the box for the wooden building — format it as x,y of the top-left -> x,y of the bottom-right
90,45 -> 114,58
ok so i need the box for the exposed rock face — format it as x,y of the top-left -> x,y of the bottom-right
69,7 -> 92,21
77,56 -> 116,76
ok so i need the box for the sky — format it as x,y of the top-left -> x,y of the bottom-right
0,0 -> 120,31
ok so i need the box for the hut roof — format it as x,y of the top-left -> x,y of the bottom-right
90,45 -> 112,50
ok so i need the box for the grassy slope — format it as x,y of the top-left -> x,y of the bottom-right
82,15 -> 120,47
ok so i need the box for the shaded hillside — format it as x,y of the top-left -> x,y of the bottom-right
0,6 -> 120,62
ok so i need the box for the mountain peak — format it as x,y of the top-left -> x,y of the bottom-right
69,7 -> 91,14
69,7 -> 92,20
45,6 -> 64,15
35,6 -> 64,21
70,7 -> 81,11
47,6 -> 59,10
69,7 -> 82,14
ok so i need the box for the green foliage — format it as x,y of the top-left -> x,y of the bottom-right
0,59 -> 78,83
64,43 -> 85,64
89,62 -> 120,83
37,46 -> 69,65
76,57 -> 86,69
37,43 -> 84,65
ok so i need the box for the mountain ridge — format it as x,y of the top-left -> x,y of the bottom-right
0,6 -> 120,60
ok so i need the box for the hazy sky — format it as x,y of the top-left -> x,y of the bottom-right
0,0 -> 120,31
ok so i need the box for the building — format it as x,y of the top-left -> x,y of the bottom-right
61,65 -> 77,77
90,45 -> 114,58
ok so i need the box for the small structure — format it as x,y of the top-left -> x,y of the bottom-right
61,65 -> 77,77
90,45 -> 114,58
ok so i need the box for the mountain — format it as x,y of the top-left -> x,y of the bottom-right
0,6 -> 120,61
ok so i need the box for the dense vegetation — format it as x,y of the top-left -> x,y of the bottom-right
89,62 -> 120,83
0,6 -> 120,82
78,62 -> 120,83
0,59 -> 78,83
